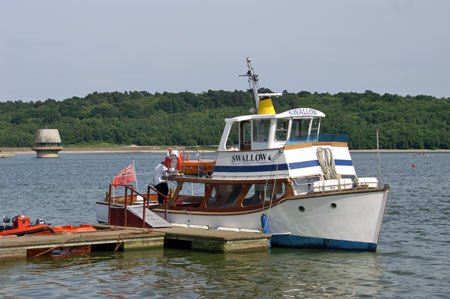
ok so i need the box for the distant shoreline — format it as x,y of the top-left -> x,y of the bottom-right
1,146 -> 449,155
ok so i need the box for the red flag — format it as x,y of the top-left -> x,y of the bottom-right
112,164 -> 135,188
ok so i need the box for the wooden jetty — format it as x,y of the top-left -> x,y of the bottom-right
0,224 -> 271,259
0,225 -> 164,259
154,226 -> 271,253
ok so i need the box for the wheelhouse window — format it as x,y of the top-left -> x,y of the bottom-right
275,119 -> 289,142
310,117 -> 320,136
226,121 -> 239,150
253,119 -> 270,142
290,119 -> 311,141
240,121 -> 251,150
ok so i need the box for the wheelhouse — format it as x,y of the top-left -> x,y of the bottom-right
218,108 -> 326,151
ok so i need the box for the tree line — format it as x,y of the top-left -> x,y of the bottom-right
0,90 -> 448,149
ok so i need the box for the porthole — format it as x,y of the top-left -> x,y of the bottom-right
298,206 -> 305,212
331,202 -> 337,209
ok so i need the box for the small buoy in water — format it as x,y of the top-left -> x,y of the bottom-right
412,164 -> 416,168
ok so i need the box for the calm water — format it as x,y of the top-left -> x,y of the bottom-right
0,152 -> 449,298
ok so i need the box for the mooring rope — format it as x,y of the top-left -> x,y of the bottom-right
32,236 -> 78,257
262,151 -> 281,232
114,233 -> 125,252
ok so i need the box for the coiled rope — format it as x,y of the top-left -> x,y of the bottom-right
316,147 -> 338,180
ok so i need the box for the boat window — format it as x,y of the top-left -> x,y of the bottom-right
275,119 -> 289,141
242,182 -> 285,206
178,183 -> 205,197
226,121 -> 239,150
242,184 -> 264,206
253,119 -> 270,142
293,176 -> 321,194
290,119 -> 310,138
240,121 -> 251,150
264,182 -> 286,201
206,184 -> 243,209
310,118 -> 320,136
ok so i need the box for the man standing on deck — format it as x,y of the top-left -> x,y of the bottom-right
153,161 -> 169,204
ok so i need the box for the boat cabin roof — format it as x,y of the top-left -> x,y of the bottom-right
224,108 -> 325,123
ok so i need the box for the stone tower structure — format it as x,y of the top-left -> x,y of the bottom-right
32,129 -> 63,158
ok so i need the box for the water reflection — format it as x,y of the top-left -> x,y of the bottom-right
0,248 -> 386,298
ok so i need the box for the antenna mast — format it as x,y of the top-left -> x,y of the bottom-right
240,57 -> 260,109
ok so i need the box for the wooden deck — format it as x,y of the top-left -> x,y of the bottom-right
0,224 -> 271,259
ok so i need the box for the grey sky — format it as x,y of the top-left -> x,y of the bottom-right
1,0 -> 449,102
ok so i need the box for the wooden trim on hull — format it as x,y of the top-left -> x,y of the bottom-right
284,141 -> 348,150
149,186 -> 389,216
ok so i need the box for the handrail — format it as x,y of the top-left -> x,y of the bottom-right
147,184 -> 170,220
107,184 -> 170,227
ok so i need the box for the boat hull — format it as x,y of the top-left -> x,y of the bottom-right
266,189 -> 388,251
96,188 -> 388,251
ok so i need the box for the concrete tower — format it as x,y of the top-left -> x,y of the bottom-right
32,129 -> 63,158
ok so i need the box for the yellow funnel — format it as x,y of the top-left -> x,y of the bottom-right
257,98 -> 276,114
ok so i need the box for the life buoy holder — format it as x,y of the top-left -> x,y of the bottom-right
165,149 -> 183,171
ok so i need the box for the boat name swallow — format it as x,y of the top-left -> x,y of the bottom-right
231,153 -> 273,164
288,108 -> 317,116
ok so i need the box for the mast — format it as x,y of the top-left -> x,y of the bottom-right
240,57 -> 260,109
240,57 -> 281,114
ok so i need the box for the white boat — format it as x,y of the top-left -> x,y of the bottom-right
96,58 -> 389,251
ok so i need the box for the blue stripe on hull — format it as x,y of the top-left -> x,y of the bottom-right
335,159 -> 353,166
214,159 -> 353,173
214,163 -> 289,173
271,235 -> 377,251
288,160 -> 320,169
